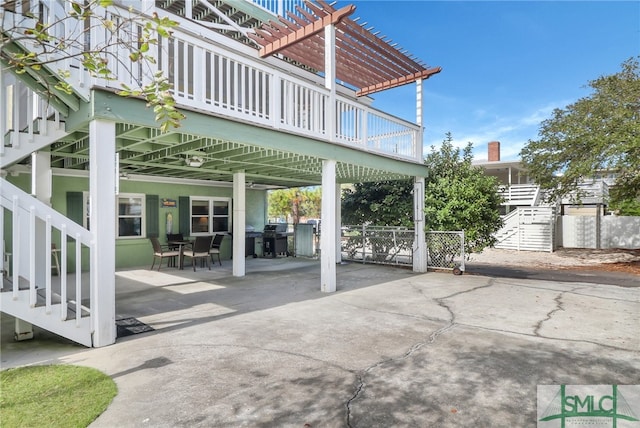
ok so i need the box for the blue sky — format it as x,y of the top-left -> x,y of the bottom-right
349,1 -> 640,161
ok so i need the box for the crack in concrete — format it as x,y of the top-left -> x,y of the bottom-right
456,322 -> 638,352
534,292 -> 565,336
345,278 -> 495,427
532,285 -> 587,337
334,298 -> 446,324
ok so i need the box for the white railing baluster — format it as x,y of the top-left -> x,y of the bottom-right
26,90 -> 34,142
11,82 -> 19,150
75,233 -> 82,326
11,196 -> 19,298
60,226 -> 68,321
0,70 -> 5,157
0,206 -> 3,286
194,45 -> 203,104
29,205 -> 36,307
234,61 -> 241,110
45,215 -> 52,313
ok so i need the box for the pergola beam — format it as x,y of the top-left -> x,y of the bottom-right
256,4 -> 355,57
357,67 -> 442,97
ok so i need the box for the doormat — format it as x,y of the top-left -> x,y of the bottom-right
116,317 -> 155,338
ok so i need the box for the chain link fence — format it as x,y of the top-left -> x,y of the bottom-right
340,225 -> 465,272
426,231 -> 465,273
341,225 -> 414,266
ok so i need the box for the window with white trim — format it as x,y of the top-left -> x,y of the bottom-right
118,193 -> 145,238
190,197 -> 231,235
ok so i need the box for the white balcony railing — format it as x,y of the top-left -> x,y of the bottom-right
561,181 -> 610,205
3,1 -> 422,162
498,184 -> 540,206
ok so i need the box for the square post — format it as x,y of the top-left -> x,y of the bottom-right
413,177 -> 427,272
233,171 -> 246,277
321,160 -> 337,292
89,119 -> 116,347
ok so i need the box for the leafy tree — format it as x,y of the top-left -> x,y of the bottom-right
268,187 -> 322,223
341,133 -> 504,255
342,180 -> 413,227
609,198 -> 640,216
521,57 -> 640,210
342,180 -> 413,262
1,0 -> 184,132
424,133 -> 503,254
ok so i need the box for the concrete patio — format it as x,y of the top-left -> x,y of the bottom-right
1,257 -> 639,427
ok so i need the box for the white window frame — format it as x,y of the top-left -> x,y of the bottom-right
190,196 -> 232,236
117,193 -> 146,239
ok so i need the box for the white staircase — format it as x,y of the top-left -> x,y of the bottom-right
1,179 -> 94,347
494,207 -> 555,252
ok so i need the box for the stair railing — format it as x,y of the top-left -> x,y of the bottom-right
1,178 -> 93,325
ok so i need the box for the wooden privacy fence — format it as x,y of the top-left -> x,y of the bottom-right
559,216 -> 640,249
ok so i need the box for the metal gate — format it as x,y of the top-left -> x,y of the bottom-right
426,231 -> 465,272
341,225 -> 465,272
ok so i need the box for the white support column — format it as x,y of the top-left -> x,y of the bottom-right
321,160 -> 337,292
31,152 -> 52,205
89,119 -> 116,347
413,79 -> 427,272
31,150 -> 51,287
232,171 -> 246,277
15,151 -> 53,341
416,78 -> 424,160
413,177 -> 427,272
0,70 -> 5,157
335,183 -> 342,263
325,24 -> 336,142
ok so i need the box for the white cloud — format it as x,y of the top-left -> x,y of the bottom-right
424,100 -> 570,161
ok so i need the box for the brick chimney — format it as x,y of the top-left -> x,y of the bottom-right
488,141 -> 500,162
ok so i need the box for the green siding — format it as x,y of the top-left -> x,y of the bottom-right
66,191 -> 84,225
5,173 -> 268,269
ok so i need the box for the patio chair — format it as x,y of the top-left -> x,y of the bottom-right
182,235 -> 214,271
150,236 -> 180,271
209,234 -> 224,266
166,233 -> 184,250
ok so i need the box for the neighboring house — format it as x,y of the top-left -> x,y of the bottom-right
1,1 -> 440,346
474,141 -> 638,252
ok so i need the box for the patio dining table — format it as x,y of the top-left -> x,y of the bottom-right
167,239 -> 193,270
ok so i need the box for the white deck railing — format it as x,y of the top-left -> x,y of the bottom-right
3,1 -> 422,162
498,184 -> 540,206
1,75 -> 64,161
561,181 -> 610,205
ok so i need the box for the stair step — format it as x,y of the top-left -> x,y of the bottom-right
1,281 -> 90,320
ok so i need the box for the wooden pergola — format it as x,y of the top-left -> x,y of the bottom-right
248,0 -> 441,96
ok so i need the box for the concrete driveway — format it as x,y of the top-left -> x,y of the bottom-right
1,258 -> 639,427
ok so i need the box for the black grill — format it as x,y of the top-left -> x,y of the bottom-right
263,224 -> 290,257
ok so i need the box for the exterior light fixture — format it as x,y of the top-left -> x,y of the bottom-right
185,156 -> 204,167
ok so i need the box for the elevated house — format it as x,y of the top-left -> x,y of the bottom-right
1,1 -> 440,346
474,141 -> 612,252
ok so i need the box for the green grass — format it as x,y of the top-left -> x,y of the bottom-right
0,365 -> 117,428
